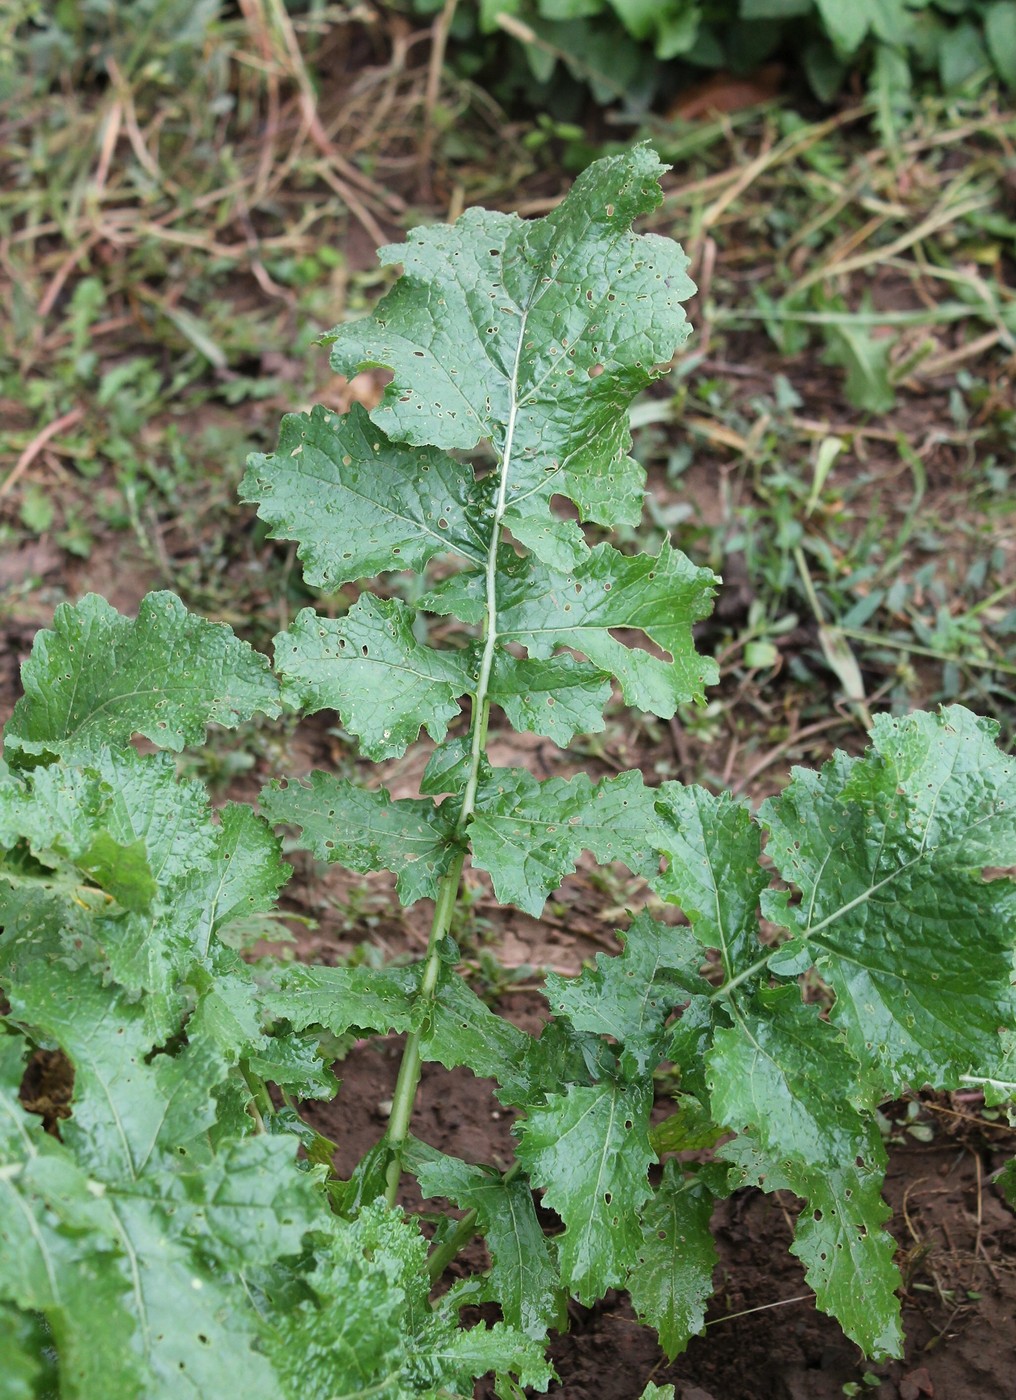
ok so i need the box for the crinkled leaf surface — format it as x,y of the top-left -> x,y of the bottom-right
262,1201 -> 552,1398
325,144 -> 695,570
761,707 -> 1016,1090
515,1079 -> 654,1304
425,540 -> 717,716
469,768 -> 665,916
261,961 -> 423,1036
260,770 -> 460,905
707,987 -> 902,1358
626,1160 -> 717,1359
653,785 -> 768,981
544,911 -> 699,1077
241,402 -> 488,587
274,595 -> 470,760
418,967 -> 537,1108
406,1138 -> 561,1338
488,651 -> 610,745
5,592 -> 279,759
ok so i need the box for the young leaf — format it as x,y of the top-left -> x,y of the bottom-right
626,1161 -> 717,1359
5,592 -> 279,760
652,784 -> 768,981
260,770 -> 460,905
324,144 -> 695,569
515,1080 -> 655,1304
419,967 -> 537,1108
241,402 -> 488,587
708,987 -> 902,1358
274,595 -> 471,760
469,768 -> 664,916
405,1137 -> 562,1339
543,911 -> 700,1077
761,706 -> 1016,1090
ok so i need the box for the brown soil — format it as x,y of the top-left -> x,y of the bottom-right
300,1000 -> 1016,1400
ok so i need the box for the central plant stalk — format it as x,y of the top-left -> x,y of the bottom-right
383,326 -> 527,1205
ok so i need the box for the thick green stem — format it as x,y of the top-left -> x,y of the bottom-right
240,1064 -> 274,1134
427,1208 -> 479,1284
384,849 -> 466,1206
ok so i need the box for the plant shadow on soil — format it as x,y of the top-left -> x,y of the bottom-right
302,994 -> 1016,1400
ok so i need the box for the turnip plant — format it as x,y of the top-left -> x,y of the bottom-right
1,146 -> 1014,1397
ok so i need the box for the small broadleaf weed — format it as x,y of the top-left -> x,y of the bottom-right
1,145 -> 1014,1393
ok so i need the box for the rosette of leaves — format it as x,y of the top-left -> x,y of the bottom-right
1,145 -> 1015,1395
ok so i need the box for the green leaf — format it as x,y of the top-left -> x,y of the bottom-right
626,1160 -> 717,1359
652,785 -> 767,981
262,1201 -> 553,1398
241,402 -> 487,588
986,2 -> 1016,87
419,967 -> 537,1107
544,911 -> 699,1077
470,768 -> 665,916
325,144 -> 695,569
260,770 -> 460,905
707,988 -> 902,1358
261,961 -> 424,1036
5,592 -> 279,760
821,322 -> 895,413
489,651 -> 611,745
515,1079 -> 654,1304
429,539 -> 718,716
815,0 -> 875,52
760,706 -> 1016,1090
406,1138 -> 562,1338
274,596 -> 470,760
0,1033 -> 143,1399
183,801 -> 292,953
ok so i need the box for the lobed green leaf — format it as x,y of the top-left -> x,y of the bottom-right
260,770 -> 460,905
241,402 -> 488,587
5,592 -> 279,761
325,144 -> 695,570
515,1079 -> 655,1304
274,595 -> 471,760
761,706 -> 1016,1091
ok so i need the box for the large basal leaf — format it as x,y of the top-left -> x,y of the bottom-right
7,963 -> 225,1179
4,592 -> 279,760
425,539 -> 718,716
652,784 -> 768,981
406,1137 -> 562,1339
761,706 -> 1016,1091
0,1034 -> 143,1399
707,987 -> 902,1358
273,595 -> 471,760
241,402 -> 488,588
469,767 -> 665,916
0,1029 -> 325,1400
325,144 -> 695,569
626,1160 -> 717,1359
515,1079 -> 654,1304
259,770 -> 460,905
